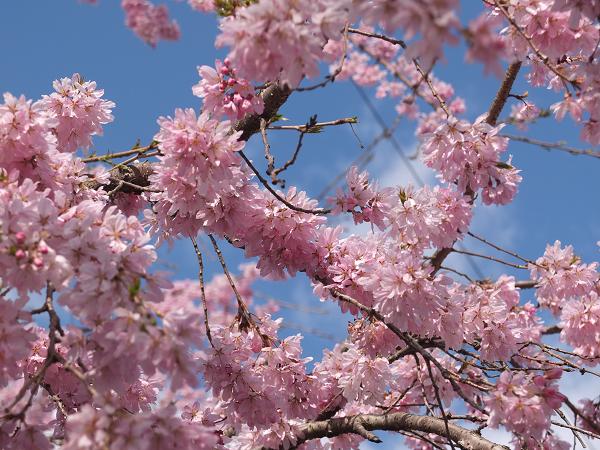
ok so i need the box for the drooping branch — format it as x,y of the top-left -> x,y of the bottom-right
450,248 -> 528,270
467,231 -> 535,265
190,236 -> 214,347
238,150 -> 331,215
283,412 -> 509,450
208,234 -> 256,332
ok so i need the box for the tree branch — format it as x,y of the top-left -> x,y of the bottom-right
486,61 -> 523,127
285,412 -> 509,450
501,133 -> 600,159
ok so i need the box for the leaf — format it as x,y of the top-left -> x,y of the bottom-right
496,161 -> 514,169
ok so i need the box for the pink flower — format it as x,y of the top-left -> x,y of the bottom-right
421,116 -> 522,205
463,276 -> 522,361
560,290 -> 600,362
188,0 -> 215,12
330,166 -> 393,230
121,0 -> 180,47
485,369 -> 565,442
383,185 -> 472,249
530,241 -> 599,312
464,12 -> 509,77
216,0 -> 332,87
149,108 -> 246,238
38,74 -> 114,153
353,0 -> 460,66
510,102 -> 541,130
193,59 -> 264,120
337,344 -> 392,405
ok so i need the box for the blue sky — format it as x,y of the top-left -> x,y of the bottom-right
2,1 -> 599,448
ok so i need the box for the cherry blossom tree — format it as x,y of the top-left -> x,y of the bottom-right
1,1 -> 600,449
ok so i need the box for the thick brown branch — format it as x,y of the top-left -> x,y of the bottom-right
515,280 -> 537,289
286,412 -> 509,450
486,62 -> 523,126
542,325 -> 562,335
234,84 -> 292,141
82,161 -> 154,194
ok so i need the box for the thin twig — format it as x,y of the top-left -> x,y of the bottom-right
450,249 -> 528,269
295,23 -> 349,92
565,398 -> 600,435
316,115 -> 403,200
107,177 -> 160,193
424,358 -> 457,450
502,133 -> 600,159
348,27 -> 451,116
271,131 -> 305,187
3,285 -> 63,420
238,150 -> 331,215
190,237 -> 214,347
467,231 -> 535,264
552,420 -> 600,440
555,408 -> 587,448
82,142 -> 158,163
208,234 -> 256,333
440,266 -> 474,283
268,117 -> 358,131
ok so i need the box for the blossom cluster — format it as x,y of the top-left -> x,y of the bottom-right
421,116 -> 522,205
121,0 -> 180,47
193,59 -> 264,120
485,369 -> 565,447
3,1 -> 600,449
39,73 -> 115,153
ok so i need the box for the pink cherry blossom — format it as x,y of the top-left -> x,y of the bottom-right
193,59 -> 264,120
530,240 -> 599,312
486,369 -> 565,444
216,0 -> 334,87
121,0 -> 180,47
2,3 -> 600,450
421,116 -> 522,204
38,73 -> 114,153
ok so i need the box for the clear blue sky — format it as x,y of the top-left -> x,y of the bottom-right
1,1 -> 598,446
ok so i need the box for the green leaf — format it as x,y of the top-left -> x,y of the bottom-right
496,161 -> 514,169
